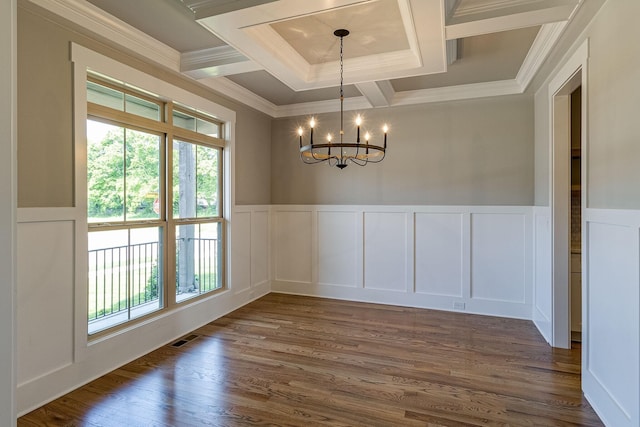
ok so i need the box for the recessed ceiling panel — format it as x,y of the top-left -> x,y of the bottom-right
197,0 -> 447,91
270,0 -> 409,65
227,71 -> 362,105
87,0 -> 225,52
391,26 -> 540,91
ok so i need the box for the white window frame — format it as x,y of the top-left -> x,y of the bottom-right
71,43 -> 235,359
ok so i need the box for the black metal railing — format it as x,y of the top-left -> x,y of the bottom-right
88,241 -> 159,322
176,237 -> 219,296
88,237 -> 219,323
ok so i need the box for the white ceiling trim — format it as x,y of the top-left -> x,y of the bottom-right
445,0 -> 578,39
515,21 -> 567,91
182,60 -> 263,79
355,81 -> 395,108
453,0 -> 549,18
181,45 -> 263,79
393,80 -> 522,106
181,46 -> 249,71
184,0 -> 278,19
200,76 -> 278,116
25,0 -> 180,71
274,96 -> 374,119
26,0 -> 566,120
196,0 -> 447,91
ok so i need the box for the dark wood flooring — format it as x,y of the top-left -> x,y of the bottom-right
19,293 -> 603,426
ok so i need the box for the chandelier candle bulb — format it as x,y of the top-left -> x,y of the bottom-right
297,29 -> 387,168
383,124 -> 388,148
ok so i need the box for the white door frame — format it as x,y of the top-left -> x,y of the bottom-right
0,0 -> 17,425
549,40 -> 588,349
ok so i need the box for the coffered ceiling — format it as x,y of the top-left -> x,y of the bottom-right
68,0 -> 584,117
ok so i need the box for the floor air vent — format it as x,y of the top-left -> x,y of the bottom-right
171,334 -> 200,347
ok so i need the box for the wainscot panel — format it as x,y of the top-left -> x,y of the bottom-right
532,206 -> 552,344
317,211 -> 359,287
583,208 -> 640,427
271,205 -> 533,319
17,218 -> 75,386
274,210 -> 312,283
17,206 -> 271,415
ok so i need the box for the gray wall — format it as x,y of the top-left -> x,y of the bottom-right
272,95 -> 534,205
17,5 -> 271,208
532,0 -> 640,209
585,0 -> 640,208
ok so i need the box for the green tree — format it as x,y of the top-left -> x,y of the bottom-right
87,125 -> 160,220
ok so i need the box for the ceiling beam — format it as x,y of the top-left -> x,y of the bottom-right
182,0 -> 278,19
355,81 -> 395,108
181,45 -> 263,78
445,0 -> 579,39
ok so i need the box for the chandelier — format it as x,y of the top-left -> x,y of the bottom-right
297,29 -> 388,169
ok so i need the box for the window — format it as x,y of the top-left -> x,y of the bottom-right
86,78 -> 225,334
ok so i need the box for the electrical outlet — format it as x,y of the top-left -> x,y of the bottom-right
453,302 -> 465,310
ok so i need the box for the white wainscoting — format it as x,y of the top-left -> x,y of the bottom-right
582,208 -> 640,427
532,206 -> 552,344
16,205 -> 270,415
272,205 -> 533,319
17,212 -> 76,386
232,206 -> 270,296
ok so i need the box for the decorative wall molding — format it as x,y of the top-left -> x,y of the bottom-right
16,205 -> 272,415
25,0 -> 180,71
271,205 -> 533,320
582,208 -> 640,427
532,206 -> 552,344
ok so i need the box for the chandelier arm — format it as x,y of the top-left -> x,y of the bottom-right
350,157 -> 368,167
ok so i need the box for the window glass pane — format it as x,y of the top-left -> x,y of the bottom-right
125,129 -> 161,221
172,141 -> 194,219
196,144 -> 219,217
174,110 -> 220,138
196,118 -> 220,138
172,110 -> 196,131
172,140 -> 220,219
87,120 -> 124,223
88,227 -> 163,334
176,222 -> 222,302
125,94 -> 161,121
87,81 -> 124,111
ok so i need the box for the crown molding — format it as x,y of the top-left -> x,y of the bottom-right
274,97 -> 373,119
392,80 -> 523,106
181,45 -> 263,78
181,45 -> 249,71
200,76 -> 278,117
201,77 -> 527,118
25,0 -> 181,71
453,0 -> 547,18
516,21 -> 567,91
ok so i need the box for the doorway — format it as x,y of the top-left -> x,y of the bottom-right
569,87 -> 582,342
550,54 -> 586,349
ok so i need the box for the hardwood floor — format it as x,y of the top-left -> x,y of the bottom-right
19,294 -> 603,426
